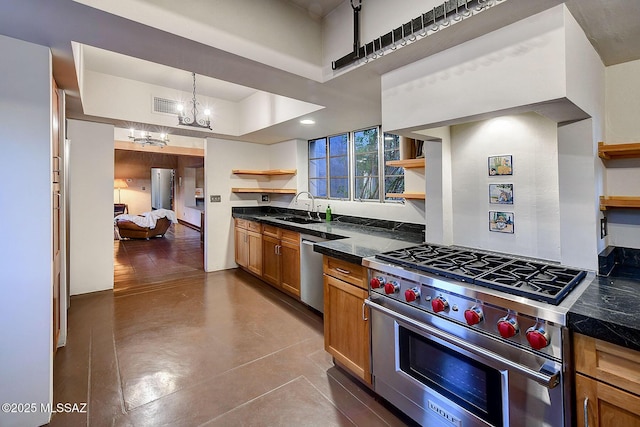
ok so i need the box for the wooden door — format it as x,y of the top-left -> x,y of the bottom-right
262,234 -> 280,286
323,274 -> 371,385
576,373 -> 640,426
234,227 -> 248,268
247,230 -> 262,276
52,78 -> 61,354
279,239 -> 300,297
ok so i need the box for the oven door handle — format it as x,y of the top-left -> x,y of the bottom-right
365,299 -> 561,389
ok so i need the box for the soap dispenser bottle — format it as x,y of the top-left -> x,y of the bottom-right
325,205 -> 332,222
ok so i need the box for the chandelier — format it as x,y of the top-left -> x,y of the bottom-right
128,129 -> 169,147
177,72 -> 212,130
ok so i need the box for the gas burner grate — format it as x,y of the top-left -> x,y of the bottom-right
474,260 -> 587,304
375,244 -> 587,305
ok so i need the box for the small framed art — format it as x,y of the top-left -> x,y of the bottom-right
488,155 -> 513,176
489,211 -> 514,233
489,183 -> 513,204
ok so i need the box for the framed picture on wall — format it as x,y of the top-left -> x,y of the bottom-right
489,211 -> 514,233
488,155 -> 513,176
489,183 -> 514,204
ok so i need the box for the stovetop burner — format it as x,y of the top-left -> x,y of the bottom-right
376,244 -> 586,305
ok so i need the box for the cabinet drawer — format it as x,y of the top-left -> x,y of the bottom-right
247,221 -> 262,233
235,218 -> 248,230
280,229 -> 299,244
323,256 -> 366,289
574,333 -> 640,396
262,224 -> 280,237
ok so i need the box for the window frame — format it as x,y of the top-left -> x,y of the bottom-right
307,126 -> 405,203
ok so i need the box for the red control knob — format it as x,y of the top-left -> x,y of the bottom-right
464,307 -> 484,326
404,287 -> 421,302
526,325 -> 550,350
370,276 -> 386,289
384,281 -> 400,294
431,296 -> 448,313
497,316 -> 519,338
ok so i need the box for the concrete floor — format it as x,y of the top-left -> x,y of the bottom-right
48,224 -> 410,426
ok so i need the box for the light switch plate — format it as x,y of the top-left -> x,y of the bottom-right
210,195 -> 221,203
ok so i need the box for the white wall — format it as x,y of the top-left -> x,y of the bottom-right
82,0 -> 324,81
603,59 -> 640,248
381,6 -> 567,132
68,120 -> 115,295
558,119 -> 602,270
450,113 -> 561,261
204,138 -> 271,272
0,34 -> 53,427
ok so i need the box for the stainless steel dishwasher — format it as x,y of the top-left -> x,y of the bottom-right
300,234 -> 327,313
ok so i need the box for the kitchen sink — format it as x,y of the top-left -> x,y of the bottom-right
276,216 -> 319,225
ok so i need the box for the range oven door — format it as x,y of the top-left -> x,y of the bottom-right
366,298 -> 565,427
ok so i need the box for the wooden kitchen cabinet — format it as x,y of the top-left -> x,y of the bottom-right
261,225 -> 300,297
234,219 -> 262,276
323,256 -> 371,386
574,333 -> 640,426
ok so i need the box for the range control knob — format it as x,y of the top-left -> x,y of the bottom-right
384,281 -> 400,295
370,276 -> 386,289
431,296 -> 448,313
404,287 -> 421,302
497,316 -> 520,338
526,325 -> 550,350
464,307 -> 484,326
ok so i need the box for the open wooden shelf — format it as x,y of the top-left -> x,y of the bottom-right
232,169 -> 297,176
598,142 -> 640,160
600,196 -> 640,210
385,159 -> 425,169
386,192 -> 425,200
232,188 -> 297,194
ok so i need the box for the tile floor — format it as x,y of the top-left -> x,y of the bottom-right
48,224 -> 411,426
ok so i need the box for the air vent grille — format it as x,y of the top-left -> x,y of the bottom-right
153,97 -> 179,115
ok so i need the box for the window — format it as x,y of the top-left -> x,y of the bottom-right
383,133 -> 404,201
329,134 -> 349,199
308,138 -> 327,197
353,127 -> 380,200
308,127 -> 404,203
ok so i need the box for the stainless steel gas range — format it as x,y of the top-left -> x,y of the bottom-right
362,244 -> 594,427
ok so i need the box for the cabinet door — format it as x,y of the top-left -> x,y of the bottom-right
247,230 -> 262,276
234,227 -> 248,268
262,234 -> 280,286
324,274 -> 371,385
280,239 -> 300,297
576,373 -> 640,427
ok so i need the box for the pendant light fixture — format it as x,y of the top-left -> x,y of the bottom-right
128,129 -> 169,147
177,72 -> 212,130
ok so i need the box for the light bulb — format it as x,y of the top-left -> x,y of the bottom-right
177,104 -> 184,112
204,108 -> 211,116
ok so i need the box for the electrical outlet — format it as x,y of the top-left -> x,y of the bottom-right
210,195 -> 221,203
600,217 -> 608,238
261,194 -> 269,202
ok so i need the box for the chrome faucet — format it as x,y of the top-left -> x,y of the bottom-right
294,191 -> 315,219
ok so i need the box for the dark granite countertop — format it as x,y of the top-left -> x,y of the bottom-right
568,247 -> 640,352
232,207 -> 424,265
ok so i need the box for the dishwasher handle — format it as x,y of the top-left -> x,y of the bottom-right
301,240 -> 316,246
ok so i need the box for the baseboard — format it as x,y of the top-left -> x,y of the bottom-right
178,219 -> 201,231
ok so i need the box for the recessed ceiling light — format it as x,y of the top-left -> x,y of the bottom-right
300,119 -> 315,125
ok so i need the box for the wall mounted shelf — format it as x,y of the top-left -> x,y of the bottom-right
600,196 -> 640,211
386,192 -> 425,200
232,188 -> 297,194
598,142 -> 640,160
385,159 -> 425,169
232,169 -> 297,176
